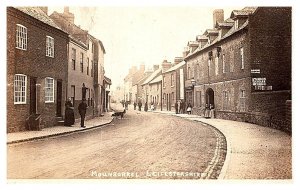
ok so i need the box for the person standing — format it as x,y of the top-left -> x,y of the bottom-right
134,102 -> 137,110
78,99 -> 88,128
138,101 -> 142,111
187,103 -> 192,114
175,101 -> 178,114
144,102 -> 148,112
64,98 -> 75,126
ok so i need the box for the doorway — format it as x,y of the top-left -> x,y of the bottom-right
205,88 -> 215,107
30,77 -> 37,114
56,80 -> 62,117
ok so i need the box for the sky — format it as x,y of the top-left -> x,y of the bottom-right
48,6 -> 242,90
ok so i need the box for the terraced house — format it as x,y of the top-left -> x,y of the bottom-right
50,7 -> 107,119
184,7 -> 291,132
7,7 -> 69,132
161,57 -> 186,112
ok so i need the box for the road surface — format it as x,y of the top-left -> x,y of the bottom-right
7,109 -> 226,179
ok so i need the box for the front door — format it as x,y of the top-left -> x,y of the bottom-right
205,88 -> 215,108
30,77 -> 37,114
56,80 -> 62,116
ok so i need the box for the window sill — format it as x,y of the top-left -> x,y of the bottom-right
16,47 -> 27,51
45,101 -> 55,104
14,102 -> 26,105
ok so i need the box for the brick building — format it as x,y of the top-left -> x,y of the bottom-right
7,7 -> 69,132
50,8 -> 106,119
132,70 -> 153,105
162,57 -> 186,111
148,75 -> 162,110
124,66 -> 137,103
185,7 -> 291,132
141,66 -> 162,105
103,76 -> 112,112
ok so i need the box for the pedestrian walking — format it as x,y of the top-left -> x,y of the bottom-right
144,102 -> 148,112
134,102 -> 137,110
180,100 -> 186,114
204,104 -> 210,118
138,101 -> 142,111
175,101 -> 178,114
187,103 -> 192,114
209,104 -> 215,118
150,102 -> 154,111
64,97 -> 75,126
78,99 -> 88,128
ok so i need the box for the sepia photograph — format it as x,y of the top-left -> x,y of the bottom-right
2,0 -> 298,189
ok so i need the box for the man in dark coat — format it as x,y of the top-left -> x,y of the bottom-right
138,101 -> 142,111
144,102 -> 148,112
78,99 -> 88,128
133,102 -> 137,110
175,101 -> 178,114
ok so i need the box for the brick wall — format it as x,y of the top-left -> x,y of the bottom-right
249,7 -> 291,92
185,7 -> 291,133
7,7 -> 68,132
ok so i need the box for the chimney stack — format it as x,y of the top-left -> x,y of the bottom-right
183,46 -> 190,58
213,9 -> 224,28
161,60 -> 172,73
153,65 -> 159,71
63,6 -> 75,24
174,57 -> 183,65
140,64 -> 145,73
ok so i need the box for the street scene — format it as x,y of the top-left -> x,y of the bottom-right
6,5 -> 292,182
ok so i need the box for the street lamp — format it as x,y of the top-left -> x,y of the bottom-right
191,78 -> 196,88
190,78 -> 196,107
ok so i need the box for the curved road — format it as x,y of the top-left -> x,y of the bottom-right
7,109 -> 226,179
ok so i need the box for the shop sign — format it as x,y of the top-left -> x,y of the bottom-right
252,78 -> 266,86
251,69 -> 260,74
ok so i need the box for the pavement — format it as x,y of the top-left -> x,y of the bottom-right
152,110 -> 292,180
6,107 -> 292,179
7,112 -> 114,144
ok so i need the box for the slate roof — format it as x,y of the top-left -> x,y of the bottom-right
142,68 -> 162,85
185,7 -> 258,61
164,61 -> 186,73
104,76 -> 112,85
231,7 -> 257,18
15,7 -> 62,31
216,19 -> 234,28
149,75 -> 162,84
204,29 -> 219,35
196,35 -> 208,40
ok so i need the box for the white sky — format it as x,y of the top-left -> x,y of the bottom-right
48,6 -> 242,89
